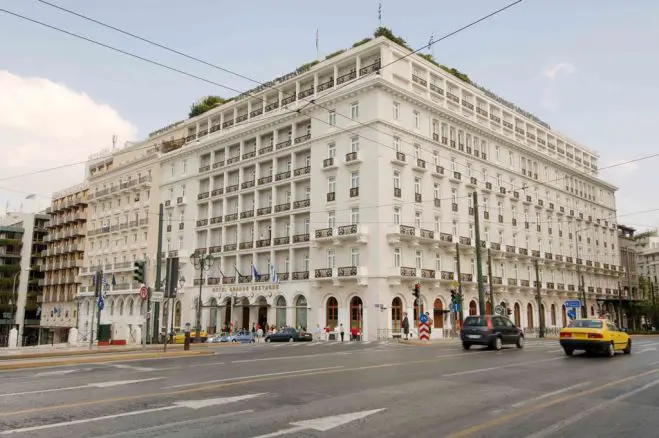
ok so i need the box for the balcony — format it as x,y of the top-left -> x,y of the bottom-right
295,133 -> 311,144
293,199 -> 310,209
258,175 -> 272,185
415,193 -> 422,203
315,228 -> 333,238
349,187 -> 359,198
275,170 -> 291,181
338,266 -> 358,277
315,268 -> 332,279
210,216 -> 223,225
292,271 -> 310,280
322,157 -> 336,170
491,276 -> 503,285
505,245 -> 516,255
239,210 -> 254,219
196,219 -> 208,227
460,273 -> 473,282
293,166 -> 311,177
545,252 -> 553,260
467,177 -> 477,188
293,233 -> 309,243
276,139 -> 292,150
257,206 -> 272,216
239,241 -> 253,250
450,171 -> 462,183
273,236 -> 290,246
241,180 -> 255,190
419,229 -> 434,240
507,278 -> 518,286
256,239 -> 271,248
197,192 -> 210,201
392,151 -> 406,164
259,145 -> 273,155
227,156 -> 240,165
274,202 -> 291,213
433,165 -> 445,177
459,236 -> 472,246
327,192 -> 336,202
440,271 -> 455,281
400,267 -> 416,277
209,245 -> 222,254
421,269 -> 435,279
224,213 -> 238,222
345,151 -> 361,165
211,188 -> 224,196
415,158 -> 426,170
490,242 -> 501,251
317,78 -> 334,92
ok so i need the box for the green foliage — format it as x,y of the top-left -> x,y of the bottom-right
296,60 -> 320,74
373,26 -> 411,51
352,37 -> 372,48
325,49 -> 346,60
0,238 -> 21,247
188,96 -> 229,118
0,264 -> 20,275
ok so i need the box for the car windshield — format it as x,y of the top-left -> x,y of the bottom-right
568,320 -> 603,329
463,317 -> 488,327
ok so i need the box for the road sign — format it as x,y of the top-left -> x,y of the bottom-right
454,303 -> 461,313
451,280 -> 459,288
494,305 -> 504,315
419,313 -> 429,324
419,323 -> 430,341
564,300 -> 581,308
139,286 -> 148,301
567,309 -> 577,320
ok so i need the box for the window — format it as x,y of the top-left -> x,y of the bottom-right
304,218 -> 310,234
327,249 -> 335,268
495,145 -> 500,161
351,207 -> 360,224
351,171 -> 360,188
169,163 -> 174,177
327,142 -> 336,158
350,102 -> 359,120
452,221 -> 457,236
351,248 -> 360,266
181,184 -> 186,196
434,216 -> 440,233
393,207 -> 401,224
414,177 -> 421,194
499,230 -> 504,244
415,211 -> 421,228
435,253 -> 442,271
327,176 -> 336,193
413,110 -> 420,129
414,144 -> 420,159
394,248 -> 401,268
466,163 -> 472,176
415,250 -> 423,268
393,136 -> 401,152
182,160 -> 187,175
433,183 -> 440,200
328,110 -> 336,126
450,157 -> 456,171
508,151 -> 514,167
393,170 -> 401,188
393,102 -> 400,120
351,136 -> 360,153
451,188 -> 457,204
433,151 -> 439,165
328,211 -> 335,228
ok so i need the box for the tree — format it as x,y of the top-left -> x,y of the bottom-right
188,96 -> 229,118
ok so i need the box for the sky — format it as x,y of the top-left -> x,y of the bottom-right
0,0 -> 658,230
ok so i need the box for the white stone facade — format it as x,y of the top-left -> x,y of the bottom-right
150,37 -> 620,340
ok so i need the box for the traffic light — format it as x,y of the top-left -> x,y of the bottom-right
412,283 -> 421,300
133,260 -> 145,284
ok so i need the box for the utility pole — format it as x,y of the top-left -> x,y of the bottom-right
617,279 -> 623,328
90,269 -> 103,349
153,203 -> 164,344
626,259 -> 634,330
487,248 -> 495,313
143,255 -> 150,346
534,258 -> 545,338
472,191 -> 486,317
575,230 -> 587,318
455,242 -> 464,322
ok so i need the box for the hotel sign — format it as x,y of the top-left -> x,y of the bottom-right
212,284 -> 280,294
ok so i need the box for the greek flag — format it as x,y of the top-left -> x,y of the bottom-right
270,264 -> 279,284
251,264 -> 260,281
234,264 -> 242,284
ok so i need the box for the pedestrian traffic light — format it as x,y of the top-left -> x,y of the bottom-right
133,260 -> 145,284
412,283 -> 420,300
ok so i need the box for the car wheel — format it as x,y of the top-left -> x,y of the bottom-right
231,339 -> 237,343
492,336 -> 503,351
288,337 -> 294,343
564,348 -> 574,356
606,342 -> 615,357
251,339 -> 255,344
516,335 -> 524,349
265,338 -> 271,343
462,342 -> 471,350
623,340 -> 632,355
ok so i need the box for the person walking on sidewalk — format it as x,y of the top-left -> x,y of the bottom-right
339,323 -> 345,342
402,312 -> 410,340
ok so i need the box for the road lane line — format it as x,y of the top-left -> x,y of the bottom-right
442,357 -> 563,377
0,378 -> 163,397
110,364 -> 157,372
510,382 -> 591,408
33,369 -> 78,377
162,366 -> 345,389
447,367 -> 659,438
0,352 -> 545,418
93,410 -> 254,438
525,378 -> 659,438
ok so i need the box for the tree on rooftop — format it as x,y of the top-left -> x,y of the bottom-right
189,96 -> 229,118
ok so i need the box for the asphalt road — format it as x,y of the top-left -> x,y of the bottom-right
0,337 -> 658,437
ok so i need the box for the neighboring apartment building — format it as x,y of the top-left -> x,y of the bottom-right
0,212 -> 48,346
617,225 -> 640,297
40,183 -> 88,343
149,36 -> 619,339
635,229 -> 659,285
76,144 -> 160,343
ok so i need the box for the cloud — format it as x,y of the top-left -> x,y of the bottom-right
0,71 -> 138,211
542,62 -> 576,80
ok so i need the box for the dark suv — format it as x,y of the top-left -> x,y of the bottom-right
460,315 -> 524,350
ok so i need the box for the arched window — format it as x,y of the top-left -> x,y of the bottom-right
117,298 -> 124,316
527,303 -> 534,328
295,296 -> 308,331
109,298 -> 115,316
391,297 -> 402,331
433,299 -> 444,329
514,303 -> 521,326
275,296 -> 287,328
326,297 -> 338,329
350,296 -> 363,330
485,301 -> 492,315
550,304 -> 557,326
209,298 -> 218,334
127,299 -> 134,316
469,300 -> 477,316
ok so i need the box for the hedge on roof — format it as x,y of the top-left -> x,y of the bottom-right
188,95 -> 231,118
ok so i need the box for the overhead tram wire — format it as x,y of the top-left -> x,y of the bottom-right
3,4 -> 655,215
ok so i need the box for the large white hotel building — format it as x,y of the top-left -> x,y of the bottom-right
79,36 -> 623,341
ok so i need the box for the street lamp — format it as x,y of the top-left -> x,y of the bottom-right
190,252 -> 213,343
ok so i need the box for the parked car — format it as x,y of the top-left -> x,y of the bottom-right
559,318 -> 631,357
460,315 -> 524,350
265,328 -> 312,343
172,328 -> 208,344
207,331 -> 255,343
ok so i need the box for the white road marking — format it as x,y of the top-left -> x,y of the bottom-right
110,364 -> 157,372
232,350 -> 349,363
93,410 -> 254,438
162,365 -> 344,389
250,409 -> 385,438
511,382 -> 591,408
636,347 -> 657,354
0,378 -> 162,397
524,379 -> 659,438
0,394 -> 265,435
441,357 -> 563,377
33,369 -> 77,377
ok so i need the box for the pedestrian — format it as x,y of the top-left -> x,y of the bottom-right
426,311 -> 433,338
339,323 -> 345,342
402,312 -> 410,340
315,324 -> 322,341
251,323 -> 256,337
256,326 -> 263,343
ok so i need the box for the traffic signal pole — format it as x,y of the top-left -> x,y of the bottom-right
534,258 -> 545,338
154,203 -> 164,344
472,192 -> 486,317
487,248 -> 495,313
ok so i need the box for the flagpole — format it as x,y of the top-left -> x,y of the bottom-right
315,29 -> 319,62
378,1 -> 382,27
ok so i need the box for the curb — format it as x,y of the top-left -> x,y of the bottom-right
0,350 -> 214,371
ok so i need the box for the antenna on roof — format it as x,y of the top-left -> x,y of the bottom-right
112,134 -> 118,149
378,1 -> 382,27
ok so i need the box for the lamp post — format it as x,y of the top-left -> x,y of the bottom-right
190,252 -> 213,343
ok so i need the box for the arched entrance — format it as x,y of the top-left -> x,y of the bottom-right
514,303 -> 521,326
295,296 -> 308,330
240,297 -> 250,330
413,297 -> 425,324
527,303 -> 534,328
540,303 -> 546,329
391,297 -> 402,331
326,297 -> 338,330
350,296 -> 363,330
485,301 -> 492,315
275,296 -> 286,328
433,298 -> 444,329
256,296 -> 268,330
500,301 -> 508,317
550,304 -> 557,326
561,305 -> 567,327
469,300 -> 477,316
209,298 -> 218,334
223,297 -> 231,332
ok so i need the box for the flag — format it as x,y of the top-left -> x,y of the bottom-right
111,274 -> 117,286
270,264 -> 280,284
98,294 -> 105,311
315,29 -> 319,53
378,2 -> 382,23
251,264 -> 260,281
234,264 -> 242,284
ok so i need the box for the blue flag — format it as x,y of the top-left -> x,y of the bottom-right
98,294 -> 105,311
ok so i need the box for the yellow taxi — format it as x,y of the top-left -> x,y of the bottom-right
172,328 -> 208,344
559,318 -> 631,357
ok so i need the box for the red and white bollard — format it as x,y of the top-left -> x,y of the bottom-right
418,323 -> 430,341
